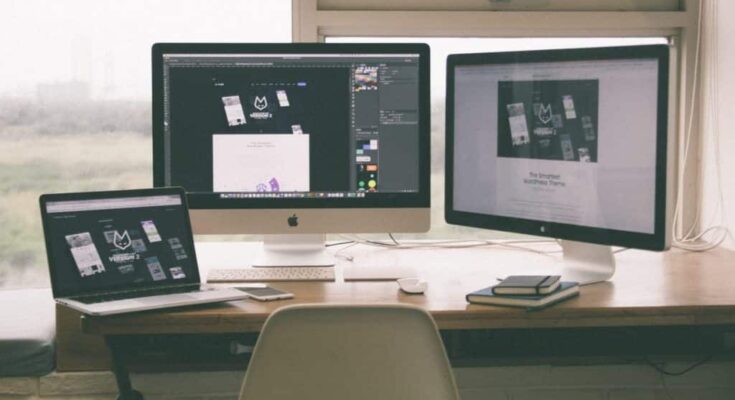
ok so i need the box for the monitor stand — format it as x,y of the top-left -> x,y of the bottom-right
559,240 -> 616,285
252,234 -> 335,268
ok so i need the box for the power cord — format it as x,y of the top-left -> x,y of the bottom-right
325,240 -> 355,248
331,234 -> 639,265
338,234 -> 562,258
645,354 -> 715,376
672,0 -> 732,252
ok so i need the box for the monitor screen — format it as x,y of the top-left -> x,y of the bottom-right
446,45 -> 669,250
41,190 -> 199,297
153,44 -> 430,209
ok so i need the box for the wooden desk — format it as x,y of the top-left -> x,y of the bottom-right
78,242 -> 735,400
83,243 -> 735,335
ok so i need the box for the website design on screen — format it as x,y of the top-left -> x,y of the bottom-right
453,58 -> 659,234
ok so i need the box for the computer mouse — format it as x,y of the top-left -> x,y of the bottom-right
397,278 -> 427,294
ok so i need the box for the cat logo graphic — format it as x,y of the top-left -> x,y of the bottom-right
538,103 -> 553,125
254,96 -> 268,111
250,96 -> 273,120
113,230 -> 132,250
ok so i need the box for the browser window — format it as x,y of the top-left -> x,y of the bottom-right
161,53 -> 422,199
45,194 -> 197,296
453,58 -> 660,234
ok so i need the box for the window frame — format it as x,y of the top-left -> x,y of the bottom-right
291,0 -> 703,239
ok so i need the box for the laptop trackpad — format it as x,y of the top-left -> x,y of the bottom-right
135,294 -> 197,305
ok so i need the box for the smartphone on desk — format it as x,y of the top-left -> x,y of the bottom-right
236,286 -> 294,301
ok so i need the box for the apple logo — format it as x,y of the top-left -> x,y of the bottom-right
287,214 -> 298,227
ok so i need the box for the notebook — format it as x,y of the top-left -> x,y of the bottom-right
467,282 -> 579,309
40,187 -> 249,316
492,275 -> 561,295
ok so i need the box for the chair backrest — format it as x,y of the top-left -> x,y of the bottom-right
239,303 -> 460,400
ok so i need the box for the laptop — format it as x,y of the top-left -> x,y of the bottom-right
40,187 -> 249,316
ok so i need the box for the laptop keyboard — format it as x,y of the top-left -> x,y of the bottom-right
207,267 -> 335,282
71,285 -> 204,304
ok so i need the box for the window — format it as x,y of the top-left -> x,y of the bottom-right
0,0 -> 291,288
328,37 -> 668,239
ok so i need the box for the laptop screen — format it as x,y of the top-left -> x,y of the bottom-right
42,190 -> 199,298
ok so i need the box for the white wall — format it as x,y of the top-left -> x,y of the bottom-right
700,0 -> 735,250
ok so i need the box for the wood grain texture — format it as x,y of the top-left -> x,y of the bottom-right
55,304 -> 111,371
79,243 -> 735,335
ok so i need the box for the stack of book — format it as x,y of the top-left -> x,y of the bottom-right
466,275 -> 579,310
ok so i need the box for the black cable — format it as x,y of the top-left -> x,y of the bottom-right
325,240 -> 354,247
617,327 -> 718,377
364,239 -> 397,247
644,354 -> 715,376
388,233 -> 400,246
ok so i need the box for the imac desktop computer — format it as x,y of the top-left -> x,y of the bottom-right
445,45 -> 673,285
152,43 -> 430,267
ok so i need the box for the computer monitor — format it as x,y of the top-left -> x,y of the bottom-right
445,45 -> 672,284
152,43 -> 430,267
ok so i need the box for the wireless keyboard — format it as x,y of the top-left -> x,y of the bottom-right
207,267 -> 335,282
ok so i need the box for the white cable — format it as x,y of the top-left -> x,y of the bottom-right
672,0 -> 704,242
672,0 -> 731,251
334,241 -> 359,262
694,0 -> 726,238
673,227 -> 728,251
337,234 -> 562,257
674,3 -> 730,252
698,0 -> 730,244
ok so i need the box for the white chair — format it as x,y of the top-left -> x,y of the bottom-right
238,304 -> 460,400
